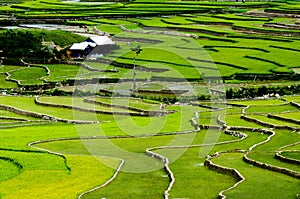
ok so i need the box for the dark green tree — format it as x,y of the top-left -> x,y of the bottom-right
226,88 -> 233,99
0,29 -> 52,64
257,86 -> 268,96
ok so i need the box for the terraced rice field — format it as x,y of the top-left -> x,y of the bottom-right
1,1 -> 300,87
0,0 -> 299,198
0,94 -> 298,198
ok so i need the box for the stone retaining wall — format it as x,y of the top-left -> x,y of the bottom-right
243,154 -> 300,178
241,128 -> 300,179
190,102 -> 222,110
34,97 -> 153,117
5,63 -> 58,90
224,129 -> 246,139
199,124 -> 221,130
290,101 -> 300,109
232,25 -> 300,37
29,130 -> 199,199
145,148 -> 174,199
0,121 -> 51,129
77,159 -> 124,199
27,118 -> 249,199
143,127 -> 247,197
0,116 -> 29,121
96,57 -> 168,73
241,115 -> 297,131
267,114 -> 300,125
120,25 -> 198,39
83,98 -> 174,117
275,151 -> 300,165
83,98 -> 144,113
113,36 -> 162,44
226,103 -> 247,107
0,103 -> 98,124
204,153 -> 245,199
143,113 -> 201,199
217,115 -> 227,130
60,60 -> 118,73
241,115 -> 275,128
5,71 -> 21,85
0,120 -> 35,125
241,106 -> 249,114
137,89 -> 188,95
206,126 -> 299,198
263,23 -> 300,31
62,77 -> 120,86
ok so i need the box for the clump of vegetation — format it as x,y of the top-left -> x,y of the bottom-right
0,29 -> 51,64
0,29 -> 85,64
226,85 -> 300,99
41,30 -> 85,47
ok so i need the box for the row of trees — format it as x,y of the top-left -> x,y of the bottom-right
0,29 -> 85,64
226,85 -> 300,99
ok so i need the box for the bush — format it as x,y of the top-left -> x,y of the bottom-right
226,84 -> 300,99
0,29 -> 51,64
0,29 -> 85,64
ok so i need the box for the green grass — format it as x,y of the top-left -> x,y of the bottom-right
0,94 -> 299,198
0,123 -> 120,198
0,109 -> 40,121
282,143 -> 299,151
0,96 -> 100,121
0,153 -> 118,199
157,130 -> 269,198
42,30 -> 86,47
0,74 -> 18,88
2,10 -> 300,84
8,66 -> 47,85
248,129 -> 300,172
162,148 -> 236,199
0,118 -> 22,123
246,104 -> 298,114
225,107 -> 243,114
213,152 -> 299,199
0,1 -> 300,198
0,159 -> 20,181
283,95 -> 300,102
109,47 -> 202,79
95,26 -> 300,80
34,129 -> 239,198
36,137 -> 170,198
223,114 -> 263,128
248,114 -> 300,128
92,96 -> 161,111
276,111 -> 300,120
229,99 -> 286,106
38,96 -> 136,113
0,95 -> 202,135
280,151 -> 300,161
138,83 -> 165,91
0,65 -> 22,73
44,64 -> 91,82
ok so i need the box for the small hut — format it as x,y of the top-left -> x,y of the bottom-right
69,36 -> 117,59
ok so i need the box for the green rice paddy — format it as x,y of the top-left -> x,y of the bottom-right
0,0 -> 299,198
